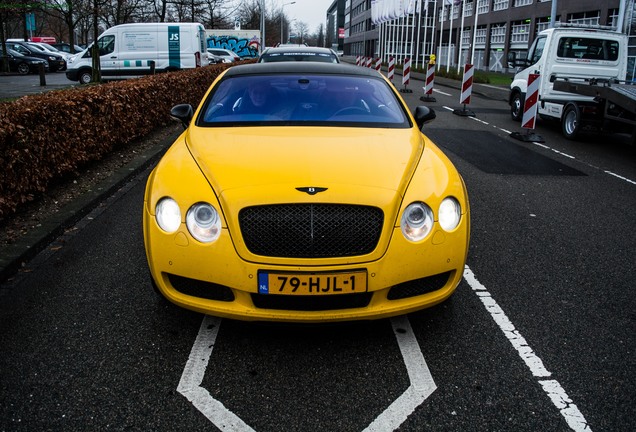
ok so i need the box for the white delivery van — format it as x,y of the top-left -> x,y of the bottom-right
66,22 -> 209,84
509,25 -> 629,138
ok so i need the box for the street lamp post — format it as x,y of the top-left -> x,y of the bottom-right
281,1 -> 296,45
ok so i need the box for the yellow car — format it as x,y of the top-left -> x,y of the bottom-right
143,62 -> 469,322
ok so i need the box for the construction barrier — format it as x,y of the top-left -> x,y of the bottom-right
420,62 -> 436,102
511,73 -> 545,142
387,56 -> 395,81
453,64 -> 475,117
400,57 -> 412,93
366,57 -> 373,68
356,55 -> 361,67
375,58 -> 381,72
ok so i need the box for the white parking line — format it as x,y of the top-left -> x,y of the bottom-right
433,88 -> 452,96
179,314 -> 437,431
464,266 -> 592,432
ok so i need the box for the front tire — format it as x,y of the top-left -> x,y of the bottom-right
511,92 -> 525,122
79,69 -> 92,84
510,92 -> 526,122
17,63 -> 30,75
562,104 -> 581,140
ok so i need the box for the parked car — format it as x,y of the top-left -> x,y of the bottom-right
207,48 -> 241,62
207,52 -> 230,64
258,46 -> 340,63
0,47 -> 48,74
27,42 -> 71,69
51,42 -> 84,55
4,41 -> 66,71
144,62 -> 470,322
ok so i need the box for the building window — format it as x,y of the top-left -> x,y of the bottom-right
477,0 -> 490,15
452,3 -> 460,19
464,1 -> 473,17
608,8 -> 619,28
511,21 -> 530,44
536,17 -> 551,33
490,24 -> 507,46
493,0 -> 509,11
514,0 -> 533,6
475,27 -> 487,46
462,27 -> 472,46
568,11 -> 601,26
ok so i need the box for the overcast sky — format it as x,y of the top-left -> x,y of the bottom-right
277,0 -> 333,33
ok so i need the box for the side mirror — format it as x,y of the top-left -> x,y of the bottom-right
170,104 -> 194,129
413,106 -> 436,129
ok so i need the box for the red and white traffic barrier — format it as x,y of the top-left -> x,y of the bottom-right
402,57 -> 411,85
420,62 -> 436,102
522,73 -> 541,129
375,57 -> 381,72
453,64 -> 475,116
366,57 -> 373,68
387,56 -> 395,81
460,64 -> 474,105
399,57 -> 412,93
510,73 -> 545,142
356,55 -> 361,67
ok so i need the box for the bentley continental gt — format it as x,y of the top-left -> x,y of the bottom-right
143,62 -> 470,322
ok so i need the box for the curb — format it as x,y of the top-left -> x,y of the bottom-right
0,128 -> 181,284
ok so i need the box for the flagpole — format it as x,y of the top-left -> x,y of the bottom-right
415,1 -> 423,70
457,0 -> 466,73
471,0 -> 479,65
410,4 -> 417,68
447,0 -> 454,73
438,1 -> 444,71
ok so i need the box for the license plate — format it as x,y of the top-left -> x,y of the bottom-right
258,271 -> 367,295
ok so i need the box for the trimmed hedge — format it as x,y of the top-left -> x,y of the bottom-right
0,62 -> 244,217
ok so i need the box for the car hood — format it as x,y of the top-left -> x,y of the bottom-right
184,125 -> 424,207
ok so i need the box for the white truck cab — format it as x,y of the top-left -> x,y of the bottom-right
509,25 -> 628,138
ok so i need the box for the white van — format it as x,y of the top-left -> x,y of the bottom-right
66,22 -> 209,84
509,25 -> 627,123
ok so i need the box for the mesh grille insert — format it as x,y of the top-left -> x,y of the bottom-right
239,204 -> 383,258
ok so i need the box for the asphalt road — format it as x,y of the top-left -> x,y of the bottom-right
0,70 -> 78,99
0,75 -> 634,431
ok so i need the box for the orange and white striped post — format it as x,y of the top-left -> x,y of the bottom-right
511,73 -> 545,142
400,57 -> 413,93
453,64 -> 475,117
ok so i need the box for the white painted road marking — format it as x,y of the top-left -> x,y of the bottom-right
178,316 -> 256,431
464,266 -> 592,431
179,315 -> 436,431
433,88 -> 452,96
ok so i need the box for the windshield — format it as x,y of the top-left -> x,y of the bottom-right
197,74 -> 409,128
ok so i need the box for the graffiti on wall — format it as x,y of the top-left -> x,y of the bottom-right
207,36 -> 260,58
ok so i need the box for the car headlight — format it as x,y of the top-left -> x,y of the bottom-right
186,202 -> 221,243
401,202 -> 434,242
155,198 -> 181,233
48,56 -> 56,61
438,197 -> 462,231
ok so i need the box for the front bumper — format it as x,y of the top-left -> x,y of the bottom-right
144,206 -> 469,322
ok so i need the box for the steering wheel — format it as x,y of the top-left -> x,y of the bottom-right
331,106 -> 369,117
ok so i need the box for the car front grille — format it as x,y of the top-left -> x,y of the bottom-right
168,274 -> 235,302
239,204 -> 384,258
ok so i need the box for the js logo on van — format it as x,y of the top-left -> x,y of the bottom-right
170,34 -> 180,41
